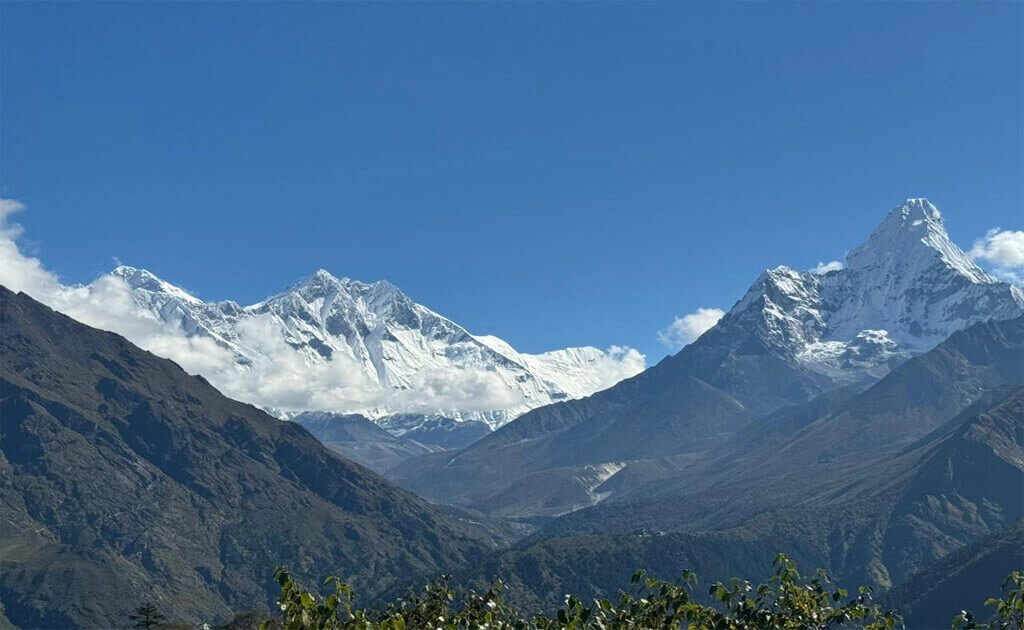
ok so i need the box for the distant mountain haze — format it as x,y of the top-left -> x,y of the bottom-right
291,411 -> 443,473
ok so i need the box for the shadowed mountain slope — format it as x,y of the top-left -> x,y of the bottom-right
882,521 -> 1024,629
0,287 -> 504,629
291,411 -> 442,473
391,312 -> 1024,520
529,381 -> 1024,591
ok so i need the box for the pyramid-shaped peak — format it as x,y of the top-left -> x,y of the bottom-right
111,264 -> 150,281
846,199 -> 991,284
858,199 -> 945,247
311,268 -> 339,281
292,268 -> 346,291
879,198 -> 943,230
900,197 -> 941,218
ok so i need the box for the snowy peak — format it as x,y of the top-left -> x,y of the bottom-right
739,266 -> 817,311
823,198 -> 1021,350
265,269 -> 414,320
111,265 -> 203,305
846,198 -> 993,284
883,197 -> 942,226
713,199 -> 1024,387
880,197 -> 942,228
95,265 -> 644,429
293,268 -> 345,295
312,268 -> 338,281
278,268 -> 396,296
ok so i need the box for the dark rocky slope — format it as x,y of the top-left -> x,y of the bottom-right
882,521 -> 1024,629
0,287 -> 502,628
440,385 -> 1023,614
391,316 -> 1024,520
526,383 -> 1024,592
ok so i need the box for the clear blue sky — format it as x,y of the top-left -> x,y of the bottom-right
2,2 -> 1021,360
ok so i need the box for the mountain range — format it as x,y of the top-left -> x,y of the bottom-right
2,197 -> 1021,627
99,266 -> 643,444
376,200 -> 1024,617
390,199 -> 1024,516
0,287 -> 512,628
408,316 -> 1022,621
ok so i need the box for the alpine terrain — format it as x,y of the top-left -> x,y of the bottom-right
94,266 -> 643,445
0,287 -> 511,628
390,199 -> 1024,516
1,198 -> 1021,626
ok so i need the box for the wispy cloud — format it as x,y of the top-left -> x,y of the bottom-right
811,260 -> 844,275
969,228 -> 1024,285
657,307 -> 725,351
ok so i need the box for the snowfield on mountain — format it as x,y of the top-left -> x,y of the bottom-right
716,199 -> 1023,388
88,266 -> 646,432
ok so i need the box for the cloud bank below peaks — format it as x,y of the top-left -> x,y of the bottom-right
0,198 -> 644,419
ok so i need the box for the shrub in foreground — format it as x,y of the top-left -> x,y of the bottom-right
265,554 -> 903,629
259,556 -> 1023,629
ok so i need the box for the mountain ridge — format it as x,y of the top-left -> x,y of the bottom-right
389,200 -> 1024,516
0,286 -> 508,628
101,265 -> 644,436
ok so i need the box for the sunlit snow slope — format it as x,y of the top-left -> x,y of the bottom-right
101,267 -> 645,430
718,198 -> 1024,386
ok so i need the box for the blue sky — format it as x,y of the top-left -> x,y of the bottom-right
2,2 -> 1021,361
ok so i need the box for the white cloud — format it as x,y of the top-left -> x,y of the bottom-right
590,345 -> 646,390
811,260 -> 844,275
969,228 -> 1024,285
390,368 -> 527,414
0,199 -> 63,297
657,307 -> 725,351
0,198 -> 644,419
0,201 -> 263,395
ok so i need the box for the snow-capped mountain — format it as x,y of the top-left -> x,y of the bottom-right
101,267 -> 644,430
389,200 -> 1024,517
713,198 -> 1024,386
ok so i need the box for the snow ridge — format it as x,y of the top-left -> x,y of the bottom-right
102,266 -> 644,430
718,199 -> 1024,385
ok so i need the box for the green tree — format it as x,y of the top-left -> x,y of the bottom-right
129,603 -> 167,630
